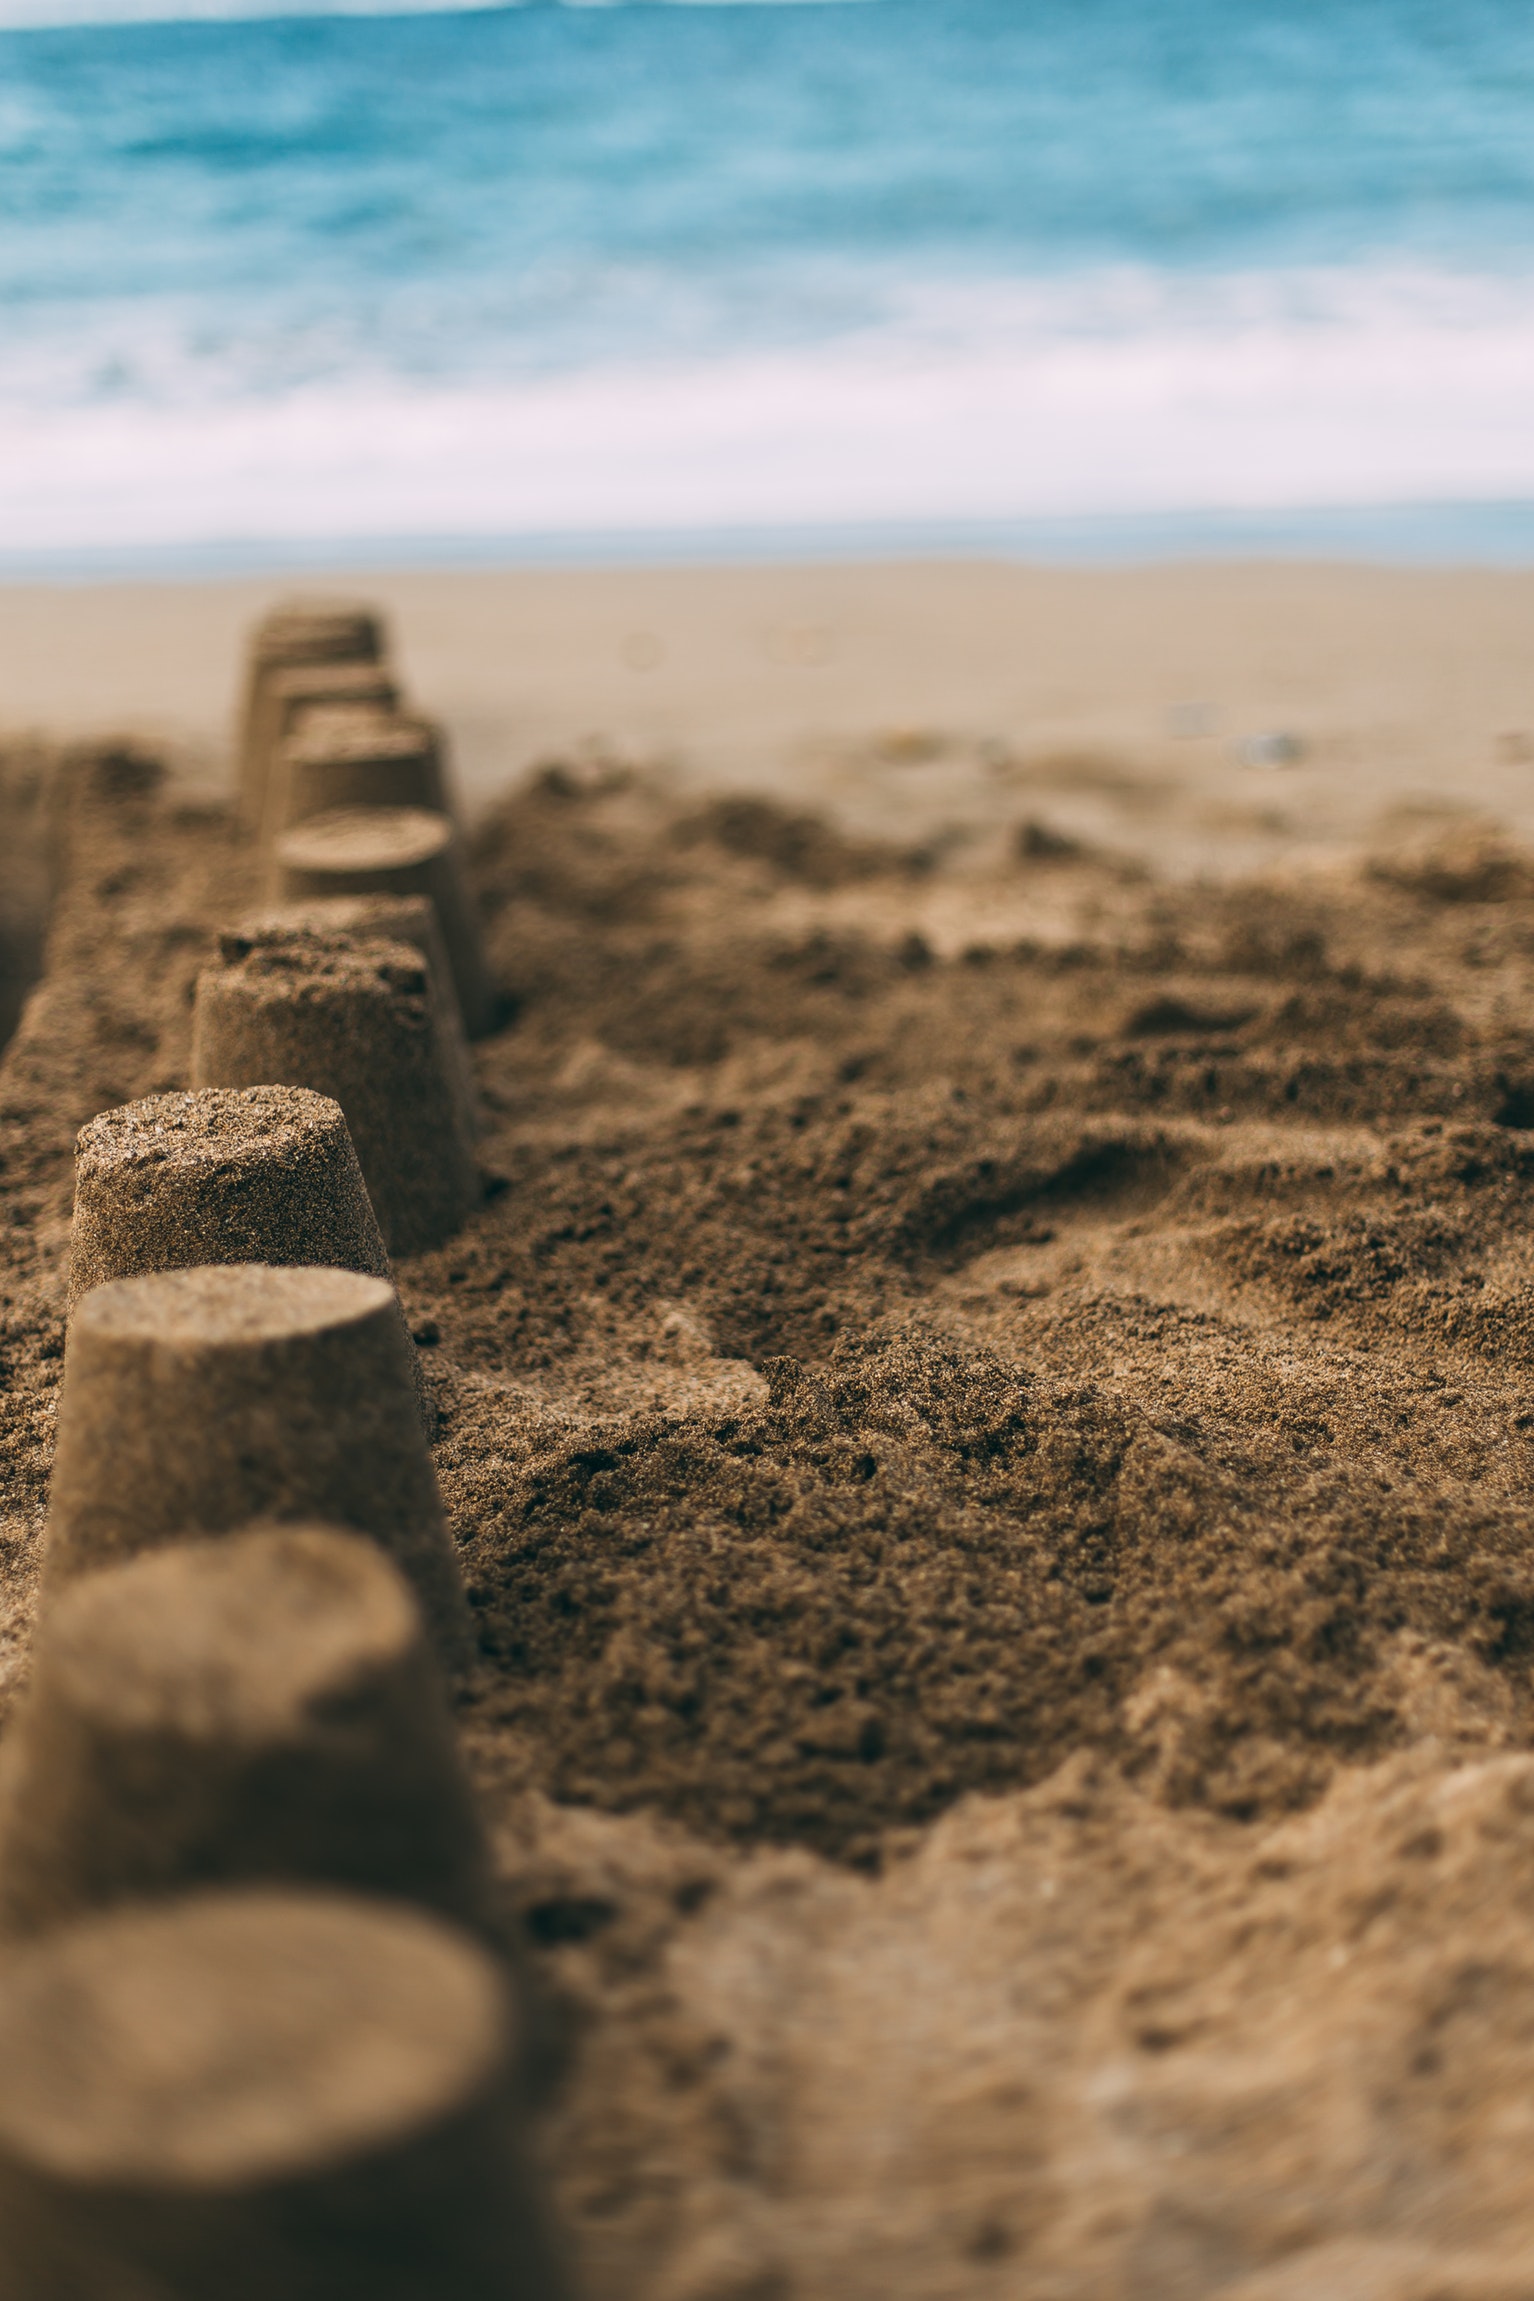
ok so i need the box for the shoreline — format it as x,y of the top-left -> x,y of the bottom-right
7,497 -> 1534,580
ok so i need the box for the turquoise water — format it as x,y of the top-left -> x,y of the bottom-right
3,0 -> 1534,562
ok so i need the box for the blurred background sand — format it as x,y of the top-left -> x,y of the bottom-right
4,560 -> 1530,894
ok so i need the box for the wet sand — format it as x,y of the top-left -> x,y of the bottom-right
3,563 -> 1534,2296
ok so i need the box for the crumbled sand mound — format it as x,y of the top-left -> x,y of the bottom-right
6,745 -> 1534,2297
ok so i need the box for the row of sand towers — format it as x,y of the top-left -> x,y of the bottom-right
0,605 -> 567,2296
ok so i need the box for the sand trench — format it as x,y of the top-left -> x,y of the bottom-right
3,716 -> 1534,2293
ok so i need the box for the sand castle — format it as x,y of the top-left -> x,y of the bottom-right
236,892 -> 481,1136
48,1260 -> 469,1659
272,804 -> 496,1036
69,1084 -> 390,1305
267,711 -> 456,842
68,1082 -> 438,1430
235,600 -> 385,830
13,578 -> 1534,2294
0,599 -> 549,2293
191,932 -> 480,1256
0,1524 -> 490,1937
0,1890 -> 561,2299
253,661 -> 402,836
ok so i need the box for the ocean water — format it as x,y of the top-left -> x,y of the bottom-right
2,0 -> 1534,566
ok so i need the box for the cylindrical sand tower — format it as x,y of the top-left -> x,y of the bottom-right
190,936 -> 479,1258
236,600 -> 385,831
253,662 -> 401,837
272,806 -> 495,1038
0,1890 -> 564,2300
0,1524 -> 489,1938
68,1085 -> 388,1308
44,1264 -> 470,1668
267,714 -> 455,845
231,902 -> 481,1137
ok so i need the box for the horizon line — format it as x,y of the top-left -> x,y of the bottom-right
6,500 -> 1534,585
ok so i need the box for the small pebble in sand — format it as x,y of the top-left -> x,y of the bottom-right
875,726 -> 945,764
1016,817 -> 1083,863
0,1889 -> 562,2300
1232,728 -> 1306,768
0,1523 -> 490,1940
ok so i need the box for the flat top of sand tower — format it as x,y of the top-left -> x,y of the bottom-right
287,703 -> 400,751
283,717 -> 435,769
270,662 -> 395,702
277,807 -> 452,873
76,1086 -> 349,1177
40,1523 -> 422,1738
210,930 -> 429,997
76,1264 -> 393,1349
253,600 -> 383,661
0,1889 -> 504,2187
242,895 -> 437,942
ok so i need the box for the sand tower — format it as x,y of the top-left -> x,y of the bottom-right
236,599 -> 386,831
68,1085 -> 388,1308
190,934 -> 480,1258
266,712 -> 456,845
44,1264 -> 470,1668
272,805 -> 495,1037
0,1890 -> 564,2300
252,661 -> 401,835
68,1084 -> 437,1428
0,1525 -> 489,1939
232,899 -> 481,1137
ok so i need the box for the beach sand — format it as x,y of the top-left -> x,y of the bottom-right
4,559 -> 1534,881
4,559 -> 1534,2297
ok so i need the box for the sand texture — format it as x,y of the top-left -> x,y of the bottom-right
0,1886 -> 553,2300
0,1523 -> 489,1940
5,560 -> 1534,883
3,570 -> 1534,2295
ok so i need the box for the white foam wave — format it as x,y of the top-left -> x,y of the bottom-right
5,267 -> 1534,555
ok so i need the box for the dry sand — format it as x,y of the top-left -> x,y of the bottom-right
4,559 -> 1534,887
3,561 -> 1534,2298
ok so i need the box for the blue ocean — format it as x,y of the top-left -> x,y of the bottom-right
2,0 -> 1534,564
